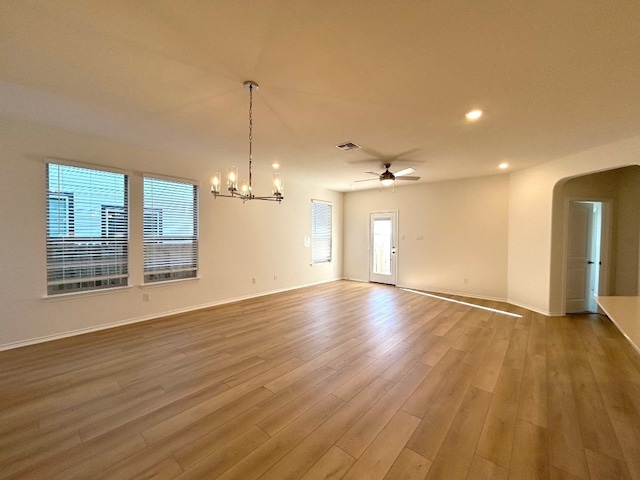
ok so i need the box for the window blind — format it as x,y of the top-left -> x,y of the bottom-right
311,200 -> 332,264
143,177 -> 198,283
46,162 -> 129,295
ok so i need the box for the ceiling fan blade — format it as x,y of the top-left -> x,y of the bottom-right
394,167 -> 416,177
361,147 -> 422,162
365,171 -> 382,176
353,178 -> 379,183
394,147 -> 422,158
396,176 -> 420,181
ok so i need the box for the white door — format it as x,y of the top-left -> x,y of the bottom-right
565,201 -> 599,313
369,211 -> 398,285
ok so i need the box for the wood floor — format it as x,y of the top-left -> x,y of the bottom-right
1,281 -> 639,479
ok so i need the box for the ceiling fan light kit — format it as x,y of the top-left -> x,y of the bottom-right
379,165 -> 395,187
211,81 -> 284,204
353,162 -> 420,190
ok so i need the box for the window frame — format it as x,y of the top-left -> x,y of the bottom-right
45,160 -> 129,296
142,175 -> 199,284
47,191 -> 75,237
101,205 -> 128,238
311,199 -> 333,265
143,207 -> 163,240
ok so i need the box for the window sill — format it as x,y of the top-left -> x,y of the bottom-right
140,276 -> 201,289
310,261 -> 332,267
43,285 -> 132,302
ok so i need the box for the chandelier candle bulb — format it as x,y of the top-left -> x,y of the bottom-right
240,180 -> 250,196
227,167 -> 238,192
272,173 -> 283,196
211,172 -> 221,194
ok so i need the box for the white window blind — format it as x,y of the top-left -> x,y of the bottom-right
46,162 -> 129,295
311,200 -> 332,264
143,177 -> 198,283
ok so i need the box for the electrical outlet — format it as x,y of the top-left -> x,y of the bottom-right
463,278 -> 468,284
273,274 -> 278,280
252,277 -> 257,284
142,292 -> 150,302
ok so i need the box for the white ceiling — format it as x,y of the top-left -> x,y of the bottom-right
2,0 -> 640,191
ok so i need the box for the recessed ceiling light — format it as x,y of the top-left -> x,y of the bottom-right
272,163 -> 280,169
465,109 -> 483,121
498,162 -> 509,169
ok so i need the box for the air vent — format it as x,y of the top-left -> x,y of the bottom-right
335,142 -> 361,151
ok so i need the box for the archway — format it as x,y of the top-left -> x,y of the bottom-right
550,166 -> 640,314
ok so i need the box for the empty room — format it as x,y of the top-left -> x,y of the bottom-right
1,2 -> 640,479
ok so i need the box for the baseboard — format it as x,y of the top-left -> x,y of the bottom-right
504,298 -> 556,316
395,283 -> 557,317
0,278 -> 342,351
343,277 -> 369,283
396,283 -> 509,304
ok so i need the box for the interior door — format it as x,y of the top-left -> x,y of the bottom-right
369,211 -> 397,285
566,201 -> 597,313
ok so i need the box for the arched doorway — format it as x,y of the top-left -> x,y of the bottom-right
551,166 -> 640,314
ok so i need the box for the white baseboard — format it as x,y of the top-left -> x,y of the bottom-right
4,277 -> 562,351
343,277 -> 369,283
396,283 -> 508,304
0,278 -> 341,352
396,283 -> 556,317
504,298 -> 556,316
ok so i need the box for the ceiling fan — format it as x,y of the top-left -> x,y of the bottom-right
353,163 -> 421,188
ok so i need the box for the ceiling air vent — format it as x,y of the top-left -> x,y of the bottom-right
335,142 -> 361,151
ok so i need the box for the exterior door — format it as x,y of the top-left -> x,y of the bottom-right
369,211 -> 398,285
565,201 -> 599,313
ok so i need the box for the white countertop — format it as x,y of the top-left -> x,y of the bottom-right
595,296 -> 640,352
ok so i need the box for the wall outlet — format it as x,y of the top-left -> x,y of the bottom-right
273,274 -> 278,280
142,292 -> 150,302
463,278 -> 468,284
252,277 -> 257,284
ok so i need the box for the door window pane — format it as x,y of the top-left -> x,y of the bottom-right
372,218 -> 392,275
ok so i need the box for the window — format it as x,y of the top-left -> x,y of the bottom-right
47,192 -> 74,237
143,207 -> 163,238
46,162 -> 128,295
311,199 -> 332,264
143,176 -> 198,283
101,205 -> 127,238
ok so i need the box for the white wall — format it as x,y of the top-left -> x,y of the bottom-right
0,116 -> 343,349
616,167 -> 640,295
344,175 -> 509,301
508,135 -> 640,314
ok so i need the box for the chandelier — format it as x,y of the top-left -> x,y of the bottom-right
211,81 -> 284,203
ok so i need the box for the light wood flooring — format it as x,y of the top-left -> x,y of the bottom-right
1,280 -> 640,479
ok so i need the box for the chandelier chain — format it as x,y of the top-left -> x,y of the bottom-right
248,84 -> 253,189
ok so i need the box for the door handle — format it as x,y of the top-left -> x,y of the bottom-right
587,261 -> 595,264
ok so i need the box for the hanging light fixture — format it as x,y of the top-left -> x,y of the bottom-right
211,81 -> 284,203
379,165 -> 395,187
